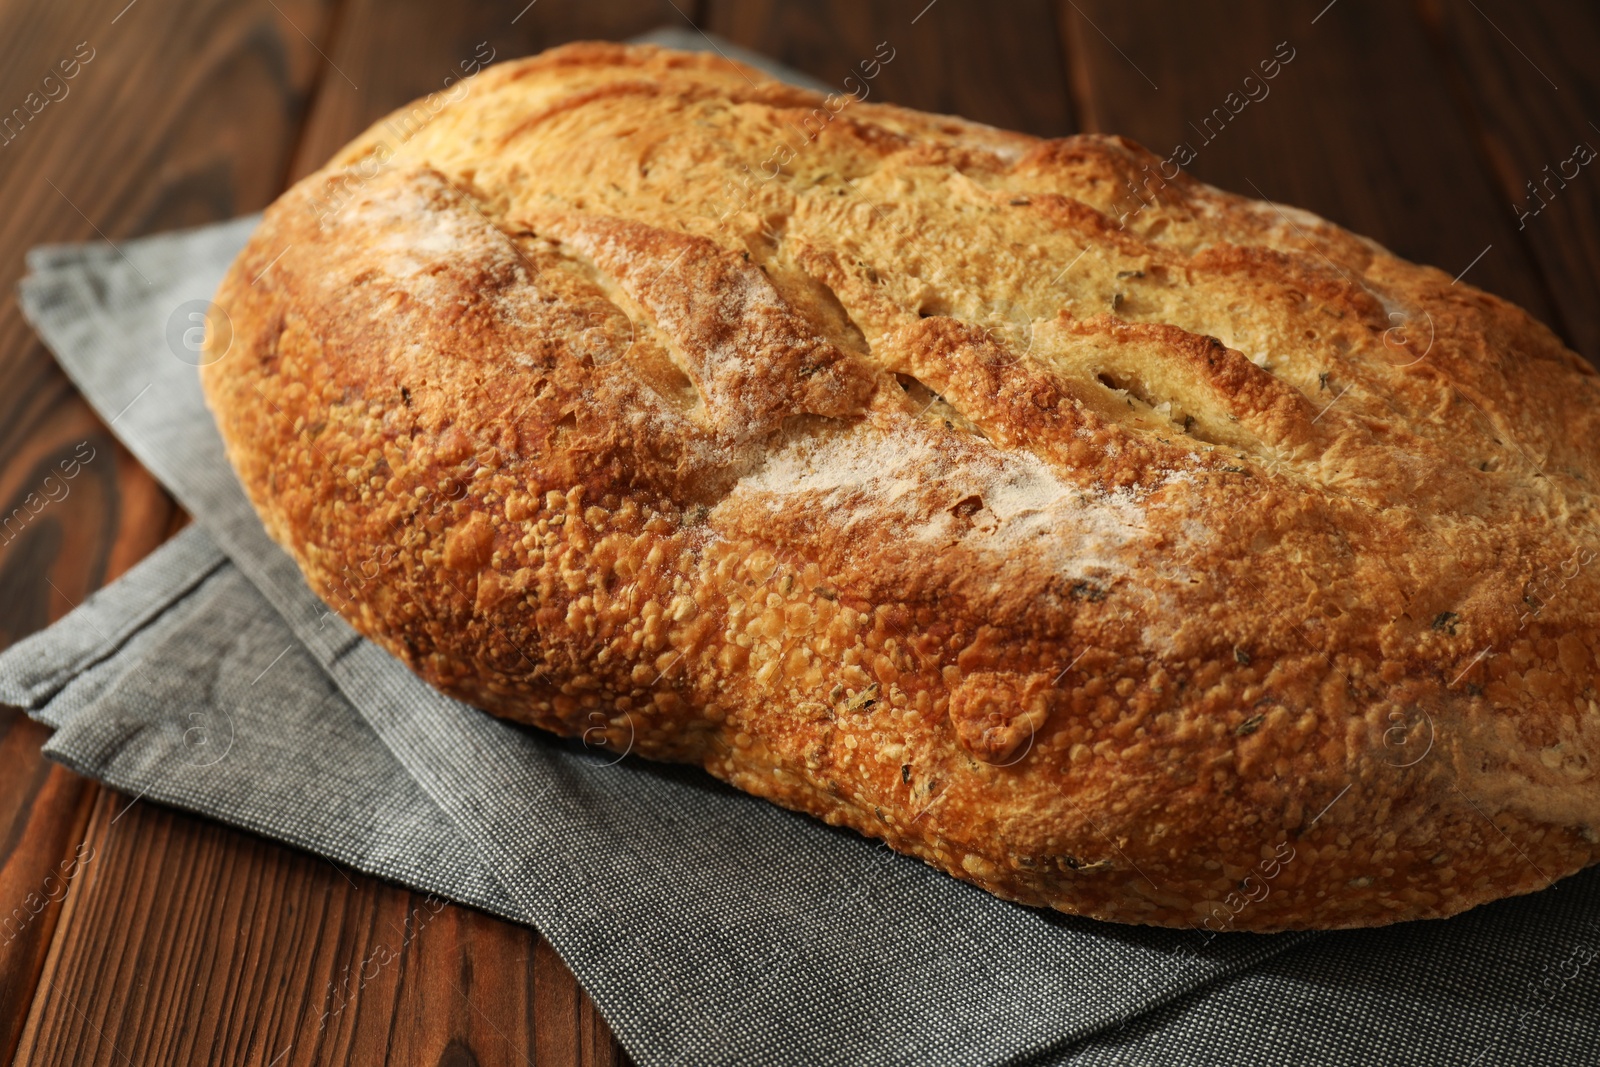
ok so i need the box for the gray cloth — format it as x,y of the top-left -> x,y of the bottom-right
1,36 -> 1596,1067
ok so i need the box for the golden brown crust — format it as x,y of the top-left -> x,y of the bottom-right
200,42 -> 1600,931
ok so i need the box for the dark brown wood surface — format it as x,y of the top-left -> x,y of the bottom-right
0,2 -> 1594,1063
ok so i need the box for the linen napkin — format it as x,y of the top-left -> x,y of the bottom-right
3,33 -> 1596,1066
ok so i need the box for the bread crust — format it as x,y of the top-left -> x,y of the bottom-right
201,42 -> 1600,930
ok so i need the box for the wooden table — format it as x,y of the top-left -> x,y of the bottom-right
0,2 -> 1595,1062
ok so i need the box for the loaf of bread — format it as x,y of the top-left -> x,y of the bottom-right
200,42 -> 1600,931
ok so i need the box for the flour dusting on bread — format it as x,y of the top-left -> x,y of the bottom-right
202,42 -> 1600,931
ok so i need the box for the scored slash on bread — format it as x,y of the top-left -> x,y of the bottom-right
201,42 -> 1600,930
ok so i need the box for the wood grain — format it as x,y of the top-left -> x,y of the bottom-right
1059,0 -> 1563,337
1421,0 -> 1600,363
705,0 -> 1077,137
288,0 -> 702,181
0,0 -> 338,1057
0,710 -> 96,1067
14,788 -> 628,1066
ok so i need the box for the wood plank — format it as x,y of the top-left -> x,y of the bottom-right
705,0 -> 1076,137
0,414 -> 166,649
0,710 -> 96,1067
1059,0 -> 1563,336
15,788 -> 625,1065
0,410 -> 169,1062
1422,0 -> 1600,363
0,0 -> 340,1057
289,0 -> 703,181
0,0 -> 340,530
